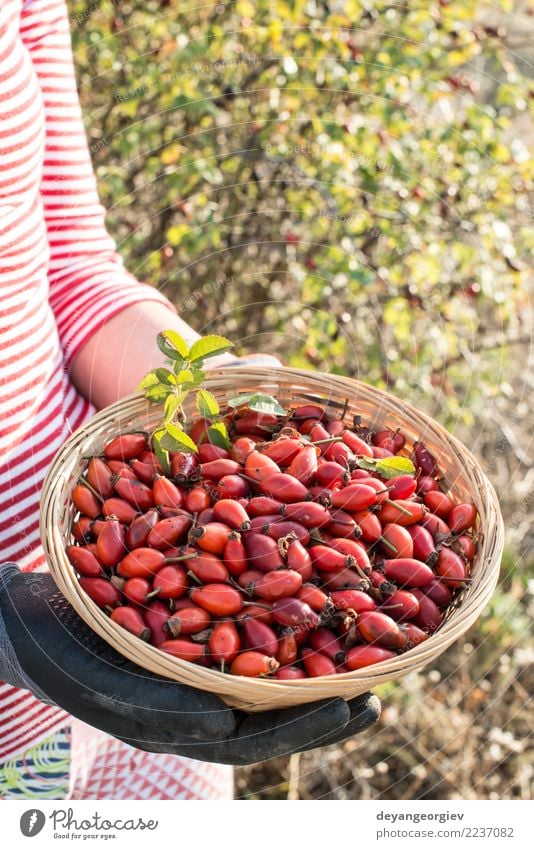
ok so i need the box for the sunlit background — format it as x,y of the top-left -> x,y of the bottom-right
70,0 -> 533,799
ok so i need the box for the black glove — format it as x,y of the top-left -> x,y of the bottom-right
0,566 -> 380,765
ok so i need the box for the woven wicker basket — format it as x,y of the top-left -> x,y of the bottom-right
40,367 -> 504,711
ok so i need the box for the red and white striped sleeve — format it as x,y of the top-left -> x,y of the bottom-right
19,0 -> 175,370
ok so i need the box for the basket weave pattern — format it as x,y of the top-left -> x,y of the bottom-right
40,367 -> 504,711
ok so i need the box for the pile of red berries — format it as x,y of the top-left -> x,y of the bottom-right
67,404 -> 479,679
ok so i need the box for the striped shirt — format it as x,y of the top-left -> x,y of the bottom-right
0,0 -> 172,761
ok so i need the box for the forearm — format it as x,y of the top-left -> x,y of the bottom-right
70,301 -> 235,409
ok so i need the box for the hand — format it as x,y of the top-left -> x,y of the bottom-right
0,566 -> 380,765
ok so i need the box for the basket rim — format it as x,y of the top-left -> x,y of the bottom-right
40,366 -> 504,709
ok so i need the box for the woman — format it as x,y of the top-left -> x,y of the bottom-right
0,0 -> 379,799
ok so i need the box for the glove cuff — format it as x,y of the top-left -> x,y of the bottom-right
0,564 -> 57,705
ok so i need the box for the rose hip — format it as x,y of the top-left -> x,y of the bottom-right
152,476 -> 184,509
165,606 -> 211,636
416,475 -> 439,495
72,517 -> 95,544
185,486 -> 212,513
345,645 -> 396,669
285,538 -> 313,580
66,545 -> 104,578
243,451 -> 279,483
275,666 -> 306,680
310,629 -> 345,663
151,564 -> 188,599
411,590 -> 442,633
79,577 -> 122,608
171,451 -> 199,482
449,502 -> 478,532
186,550 -> 229,584
200,459 -> 241,481
96,519 -> 126,567
216,475 -> 250,500
357,610 -> 406,649
245,534 -> 284,572
283,501 -> 331,528
351,510 -> 382,543
72,484 -> 101,520
401,623 -> 430,647
86,458 -> 114,499
424,491 -> 455,518
190,521 -> 234,555
406,524 -> 437,564
331,589 -> 376,614
378,500 -> 427,526
148,515 -> 192,550
247,496 -> 285,517
160,639 -> 205,663
122,577 -> 151,606
380,523 -> 414,558
302,649 -> 337,677
436,548 -> 467,587
230,652 -> 279,677
382,558 -> 434,587
254,570 -> 303,600
117,547 -> 165,578
126,509 -> 159,549
420,577 -> 452,609
380,589 -> 420,622
263,520 -> 310,546
129,460 -> 157,486
102,497 -> 138,524
242,618 -> 278,656
276,632 -> 298,666
260,473 -> 309,503
143,600 -> 170,646
104,433 -> 147,461
297,583 -> 330,612
330,484 -> 377,511
223,536 -> 248,577
289,445 -> 319,485
113,477 -> 154,512
190,584 -> 244,616
213,499 -> 251,530
111,606 -> 150,641
413,441 -> 437,475
271,597 -> 320,628
208,621 -> 240,664
388,475 -> 417,501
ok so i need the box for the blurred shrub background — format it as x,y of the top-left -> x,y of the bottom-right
70,0 -> 532,799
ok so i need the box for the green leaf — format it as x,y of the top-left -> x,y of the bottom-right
137,371 -> 159,391
188,335 -> 233,363
163,330 -> 189,358
197,389 -> 220,417
355,455 -> 416,479
207,421 -> 230,450
145,383 -> 173,403
163,422 -> 198,453
155,368 -> 176,385
152,431 -> 171,476
375,456 -> 416,479
227,393 -> 255,408
157,332 -> 187,365
227,393 -> 286,416
164,392 -> 188,422
176,369 -> 196,385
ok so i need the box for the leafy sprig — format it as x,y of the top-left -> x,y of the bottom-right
138,331 -> 233,473
355,455 -> 416,479
138,331 -> 285,474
